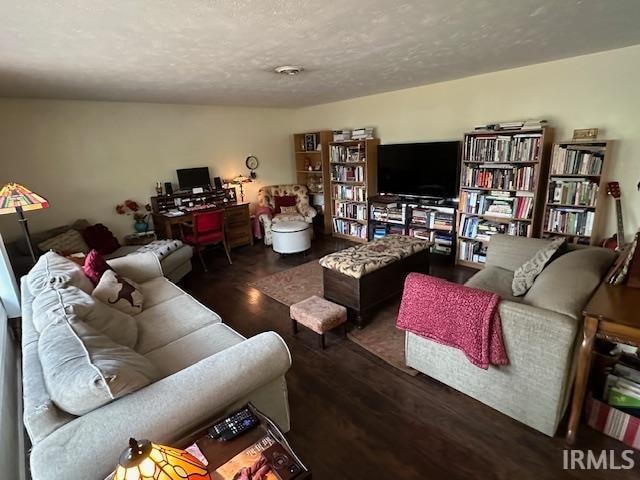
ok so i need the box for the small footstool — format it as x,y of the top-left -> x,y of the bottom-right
290,295 -> 347,349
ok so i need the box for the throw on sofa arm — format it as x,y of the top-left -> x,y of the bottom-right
29,332 -> 292,480
106,252 -> 163,283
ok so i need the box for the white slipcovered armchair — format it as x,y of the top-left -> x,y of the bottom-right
257,184 -> 317,245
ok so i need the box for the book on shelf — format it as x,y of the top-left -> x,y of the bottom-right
335,201 -> 367,221
410,208 -> 453,230
462,165 -> 537,191
331,164 -> 364,182
330,144 -> 365,163
459,239 -> 487,263
332,184 -> 366,202
333,218 -> 367,240
459,191 -> 533,219
547,179 -> 599,207
546,207 -> 594,237
351,127 -> 374,140
464,133 -> 541,163
550,144 -> 603,175
332,129 -> 352,142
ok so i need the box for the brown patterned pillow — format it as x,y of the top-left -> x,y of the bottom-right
279,206 -> 299,215
38,229 -> 90,255
512,237 -> 565,296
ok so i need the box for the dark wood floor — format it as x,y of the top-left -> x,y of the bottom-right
182,236 -> 637,480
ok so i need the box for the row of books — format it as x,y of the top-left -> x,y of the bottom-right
462,165 -> 537,191
334,201 -> 367,221
332,184 -> 366,202
333,218 -> 367,239
331,165 -> 364,182
409,229 -> 453,254
411,208 -> 453,230
546,207 -> 594,236
547,179 -> 599,207
459,239 -> 487,263
372,224 -> 405,240
460,215 -> 507,241
370,204 -> 406,224
464,133 -> 542,163
330,144 -> 365,163
459,190 -> 534,219
550,145 -> 604,175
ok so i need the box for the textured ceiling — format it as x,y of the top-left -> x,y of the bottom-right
1,0 -> 640,107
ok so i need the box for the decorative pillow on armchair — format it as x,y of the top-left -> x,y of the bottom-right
92,270 -> 144,315
274,195 -> 297,214
83,249 -> 112,285
279,206 -> 299,215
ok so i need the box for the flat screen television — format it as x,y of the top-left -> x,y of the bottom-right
177,167 -> 211,190
378,141 -> 460,198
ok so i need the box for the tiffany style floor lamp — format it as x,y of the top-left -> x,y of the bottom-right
0,182 -> 49,263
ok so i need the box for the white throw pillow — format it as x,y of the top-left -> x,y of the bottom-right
92,270 -> 144,315
512,237 -> 565,296
38,312 -> 157,416
32,286 -> 138,348
27,251 -> 94,296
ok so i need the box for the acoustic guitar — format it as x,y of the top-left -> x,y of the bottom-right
602,181 -> 625,251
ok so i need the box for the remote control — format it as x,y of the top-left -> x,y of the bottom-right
209,407 -> 259,442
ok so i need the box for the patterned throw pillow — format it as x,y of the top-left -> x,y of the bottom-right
512,237 -> 566,296
83,249 -> 111,286
92,270 -> 144,315
274,195 -> 297,213
279,206 -> 299,215
37,229 -> 90,255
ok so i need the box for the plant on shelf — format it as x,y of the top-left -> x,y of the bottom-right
116,199 -> 152,232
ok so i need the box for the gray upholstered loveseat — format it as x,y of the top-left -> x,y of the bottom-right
405,234 -> 615,436
22,252 -> 292,480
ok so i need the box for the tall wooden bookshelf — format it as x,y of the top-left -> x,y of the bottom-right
330,138 -> 379,242
293,131 -> 332,234
542,139 -> 612,245
456,127 -> 553,268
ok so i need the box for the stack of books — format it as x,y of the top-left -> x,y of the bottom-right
464,133 -> 541,163
334,201 -> 367,221
351,127 -> 374,140
333,184 -> 366,202
330,144 -> 364,163
333,218 -> 367,239
548,179 -> 599,206
332,129 -> 351,142
458,240 -> 487,263
604,364 -> 640,417
551,145 -> 603,175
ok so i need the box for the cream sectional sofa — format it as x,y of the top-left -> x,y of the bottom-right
22,252 -> 292,480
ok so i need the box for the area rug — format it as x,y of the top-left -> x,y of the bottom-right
249,260 -> 415,375
249,260 -> 323,306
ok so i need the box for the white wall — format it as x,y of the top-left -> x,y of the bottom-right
293,45 -> 640,242
0,100 -> 294,242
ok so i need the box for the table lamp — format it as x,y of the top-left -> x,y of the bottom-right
114,438 -> 211,480
229,175 -> 253,202
0,182 -> 49,263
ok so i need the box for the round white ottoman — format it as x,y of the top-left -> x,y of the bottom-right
272,220 -> 311,254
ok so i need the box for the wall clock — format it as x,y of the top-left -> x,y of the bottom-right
246,155 -> 259,178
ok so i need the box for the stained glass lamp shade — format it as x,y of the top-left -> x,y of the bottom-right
0,183 -> 49,262
114,438 -> 211,480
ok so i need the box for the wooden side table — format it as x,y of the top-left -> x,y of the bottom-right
566,281 -> 640,444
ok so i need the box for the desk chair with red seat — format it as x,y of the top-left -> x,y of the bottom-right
180,209 -> 231,271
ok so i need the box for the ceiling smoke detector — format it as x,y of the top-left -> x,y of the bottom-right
274,65 -> 304,76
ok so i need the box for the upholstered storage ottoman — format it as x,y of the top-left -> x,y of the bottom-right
290,295 -> 347,349
272,220 -> 311,254
319,235 -> 431,326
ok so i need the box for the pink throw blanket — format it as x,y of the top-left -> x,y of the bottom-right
397,273 -> 509,369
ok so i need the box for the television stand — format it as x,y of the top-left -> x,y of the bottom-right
368,194 -> 457,258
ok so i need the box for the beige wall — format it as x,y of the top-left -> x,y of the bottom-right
293,45 -> 640,242
1,45 -> 639,245
0,100 -> 294,242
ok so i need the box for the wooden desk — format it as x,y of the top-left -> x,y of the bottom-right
152,202 -> 253,249
566,281 -> 640,444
